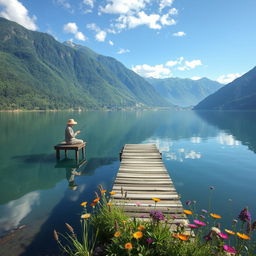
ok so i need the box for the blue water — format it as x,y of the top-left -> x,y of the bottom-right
0,110 -> 256,256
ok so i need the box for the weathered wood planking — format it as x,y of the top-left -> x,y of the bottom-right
111,144 -> 189,232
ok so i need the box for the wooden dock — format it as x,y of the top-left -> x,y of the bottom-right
111,144 -> 189,231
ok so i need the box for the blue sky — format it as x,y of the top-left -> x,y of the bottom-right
0,0 -> 255,83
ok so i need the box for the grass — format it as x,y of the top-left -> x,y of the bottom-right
54,186 -> 256,256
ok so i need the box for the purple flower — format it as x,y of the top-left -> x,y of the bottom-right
201,209 -> 208,213
186,200 -> 191,205
200,215 -> 206,219
150,210 -> 165,221
238,208 -> 251,223
146,238 -> 153,244
204,232 -> 212,241
218,232 -> 229,239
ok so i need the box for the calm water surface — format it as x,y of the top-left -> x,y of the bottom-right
0,110 -> 256,256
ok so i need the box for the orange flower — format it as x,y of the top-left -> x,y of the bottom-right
210,213 -> 222,219
114,231 -> 121,238
133,231 -> 143,239
183,210 -> 193,215
225,229 -> 235,235
81,213 -> 91,219
109,191 -> 116,195
152,198 -> 161,202
90,202 -> 96,207
101,190 -> 107,194
80,201 -> 87,206
237,232 -> 250,240
125,242 -> 132,250
137,225 -> 145,231
94,198 -> 100,203
107,202 -> 112,206
173,234 -> 189,241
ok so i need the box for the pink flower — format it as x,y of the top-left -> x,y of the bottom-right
188,224 -> 198,228
193,220 -> 206,226
136,202 -> 141,206
218,232 -> 229,239
223,245 -> 236,254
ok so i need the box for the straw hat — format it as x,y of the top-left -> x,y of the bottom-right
67,119 -> 77,125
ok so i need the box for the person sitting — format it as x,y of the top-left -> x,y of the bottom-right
65,119 -> 84,144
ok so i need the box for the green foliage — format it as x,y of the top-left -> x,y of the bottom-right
194,66 -> 256,110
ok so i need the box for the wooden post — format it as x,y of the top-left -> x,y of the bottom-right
75,150 -> 79,162
65,149 -> 68,158
82,146 -> 85,159
56,149 -> 60,160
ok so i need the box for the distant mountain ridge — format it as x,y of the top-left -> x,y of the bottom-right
147,77 -> 223,107
0,17 -> 171,110
194,66 -> 256,110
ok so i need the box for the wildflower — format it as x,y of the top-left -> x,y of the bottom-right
225,229 -> 235,235
90,202 -> 96,207
183,210 -> 193,215
94,198 -> 100,203
238,208 -> 251,223
172,215 -> 177,219
80,202 -> 87,206
210,213 -> 222,219
193,220 -> 206,226
188,224 -> 198,229
150,210 -> 165,221
107,202 -> 112,206
186,200 -> 191,205
136,202 -> 141,206
152,198 -> 161,202
122,220 -> 127,224
223,245 -> 236,254
211,227 -> 221,233
125,242 -> 132,250
233,219 -> 238,224
177,234 -> 189,241
204,231 -> 212,241
146,238 -> 153,244
114,231 -> 121,238
218,232 -> 229,239
101,190 -> 107,194
237,232 -> 250,240
109,191 -> 116,195
138,225 -> 145,231
53,230 -> 59,241
81,213 -> 91,219
200,215 -> 205,219
201,209 -> 208,213
133,231 -> 143,239
65,223 -> 74,233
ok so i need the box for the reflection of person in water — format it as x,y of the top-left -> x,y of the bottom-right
66,168 -> 81,190
65,119 -> 84,144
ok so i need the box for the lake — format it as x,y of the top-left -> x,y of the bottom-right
0,110 -> 256,256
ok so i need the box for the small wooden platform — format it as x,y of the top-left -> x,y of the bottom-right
54,142 -> 86,162
111,144 -> 189,232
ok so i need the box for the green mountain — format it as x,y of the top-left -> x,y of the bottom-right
0,18 -> 170,110
147,77 -> 223,107
194,66 -> 256,110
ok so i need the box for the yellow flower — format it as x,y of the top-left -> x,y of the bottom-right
237,232 -> 250,240
114,231 -> 121,238
137,225 -> 145,231
183,210 -> 193,215
133,231 -> 143,239
94,198 -> 100,203
107,202 -> 112,206
225,229 -> 235,235
125,242 -> 132,250
81,213 -> 91,219
152,198 -> 161,202
101,190 -> 107,194
210,213 -> 222,219
80,201 -> 87,206
109,191 -> 116,195
122,220 -> 127,224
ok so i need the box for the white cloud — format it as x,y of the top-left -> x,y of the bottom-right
83,0 -> 94,8
0,0 -> 37,30
109,40 -> 114,45
160,13 -> 176,26
190,137 -> 201,143
216,73 -> 242,84
159,0 -> 175,12
54,0 -> 72,9
100,0 -> 149,15
185,150 -> 201,159
87,23 -> 100,31
191,76 -> 202,80
173,31 -> 186,37
117,48 -> 130,54
96,30 -> 107,42
185,59 -> 202,69
132,64 -> 171,78
217,133 -> 240,146
166,60 -> 178,67
63,22 -> 87,41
